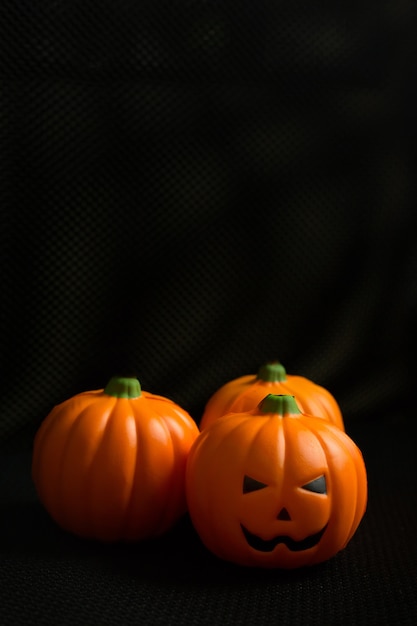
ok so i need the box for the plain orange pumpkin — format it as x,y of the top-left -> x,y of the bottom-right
186,394 -> 367,568
32,376 -> 199,542
200,361 -> 344,431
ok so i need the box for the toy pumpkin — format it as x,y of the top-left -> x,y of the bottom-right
32,376 -> 199,542
200,361 -> 344,431
186,394 -> 367,568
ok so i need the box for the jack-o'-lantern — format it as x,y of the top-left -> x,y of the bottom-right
186,394 -> 367,568
200,361 -> 344,431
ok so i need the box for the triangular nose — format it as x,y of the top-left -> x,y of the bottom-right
277,507 -> 291,521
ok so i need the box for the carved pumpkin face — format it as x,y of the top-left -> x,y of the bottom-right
200,362 -> 345,432
186,395 -> 367,568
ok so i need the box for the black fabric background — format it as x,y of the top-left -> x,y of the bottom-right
1,1 -> 416,624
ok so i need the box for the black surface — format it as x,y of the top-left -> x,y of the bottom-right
1,416 -> 416,625
1,1 -> 416,624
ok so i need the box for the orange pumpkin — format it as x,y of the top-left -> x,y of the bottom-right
32,376 -> 199,542
200,361 -> 344,431
186,394 -> 367,568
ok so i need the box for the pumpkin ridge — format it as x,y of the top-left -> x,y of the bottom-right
145,402 -> 178,536
63,397 -> 117,536
308,384 -> 344,429
226,381 -> 260,414
88,396 -> 145,538
149,396 -> 193,425
280,407 -> 290,479
49,398 -> 107,528
321,423 -> 367,536
125,400 -> 187,539
300,418 -> 362,549
36,401 -> 96,523
32,397 -> 93,520
243,412 -> 277,487
284,378 -> 313,409
117,398 -> 145,539
120,401 -> 151,539
204,416 -> 257,558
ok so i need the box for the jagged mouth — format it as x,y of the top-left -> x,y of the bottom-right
241,523 -> 328,552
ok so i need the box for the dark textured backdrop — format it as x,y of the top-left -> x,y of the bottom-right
1,1 -> 416,624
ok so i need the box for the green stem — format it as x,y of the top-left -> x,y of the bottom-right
257,361 -> 287,382
258,394 -> 300,415
104,376 -> 142,399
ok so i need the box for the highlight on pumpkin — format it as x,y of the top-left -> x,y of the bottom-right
199,360 -> 345,432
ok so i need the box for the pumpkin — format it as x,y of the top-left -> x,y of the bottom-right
200,361 -> 344,431
186,394 -> 367,568
32,376 -> 200,542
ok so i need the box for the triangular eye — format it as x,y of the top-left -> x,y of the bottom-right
243,475 -> 268,494
302,475 -> 327,494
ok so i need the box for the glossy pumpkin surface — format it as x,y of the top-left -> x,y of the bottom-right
200,362 -> 344,431
32,376 -> 199,542
186,394 -> 367,568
